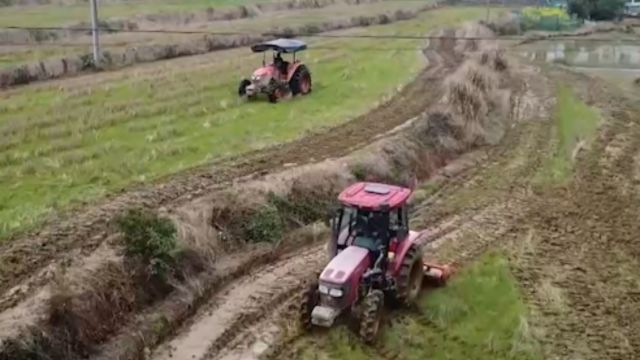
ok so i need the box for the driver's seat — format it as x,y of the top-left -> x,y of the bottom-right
353,235 -> 383,269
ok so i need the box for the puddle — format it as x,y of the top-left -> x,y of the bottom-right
518,40 -> 640,93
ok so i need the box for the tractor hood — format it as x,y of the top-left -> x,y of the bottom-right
252,65 -> 275,78
320,246 -> 370,285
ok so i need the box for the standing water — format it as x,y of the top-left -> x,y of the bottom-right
519,40 -> 640,92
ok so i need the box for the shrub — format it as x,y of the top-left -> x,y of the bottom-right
568,0 -> 625,20
243,204 -> 284,243
116,208 -> 178,278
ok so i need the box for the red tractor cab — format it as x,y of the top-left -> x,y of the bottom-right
238,38 -> 312,103
298,182 -> 451,343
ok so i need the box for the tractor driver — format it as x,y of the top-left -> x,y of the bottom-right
274,52 -> 289,76
353,211 -> 385,269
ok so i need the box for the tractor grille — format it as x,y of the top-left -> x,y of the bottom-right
320,294 -> 343,309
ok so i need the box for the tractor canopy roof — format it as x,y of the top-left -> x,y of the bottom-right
338,182 -> 412,211
250,38 -> 307,53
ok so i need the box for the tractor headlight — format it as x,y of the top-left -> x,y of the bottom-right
251,74 -> 264,82
328,288 -> 344,298
319,284 -> 329,294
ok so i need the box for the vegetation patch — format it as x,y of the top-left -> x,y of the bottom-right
295,252 -> 541,360
535,85 -> 599,185
243,203 -> 285,244
117,208 -> 180,278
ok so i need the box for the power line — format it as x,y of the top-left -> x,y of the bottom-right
2,25 -> 640,43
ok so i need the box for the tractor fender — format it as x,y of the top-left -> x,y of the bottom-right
389,231 -> 423,275
286,62 -> 306,82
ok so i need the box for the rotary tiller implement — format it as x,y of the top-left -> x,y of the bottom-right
297,182 -> 452,343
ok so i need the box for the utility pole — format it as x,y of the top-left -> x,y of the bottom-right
485,0 -> 490,22
90,0 -> 100,66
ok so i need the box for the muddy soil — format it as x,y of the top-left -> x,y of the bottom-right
508,70 -> 640,360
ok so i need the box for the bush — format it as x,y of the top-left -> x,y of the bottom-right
116,208 -> 179,278
243,204 -> 284,243
568,0 -> 625,20
520,6 -> 580,31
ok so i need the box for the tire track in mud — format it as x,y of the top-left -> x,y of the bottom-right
149,245 -> 326,360
507,72 -> 640,360
0,34 -> 462,307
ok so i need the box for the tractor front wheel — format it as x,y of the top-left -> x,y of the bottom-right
238,79 -> 251,97
297,280 -> 319,330
394,243 -> 424,306
289,65 -> 312,96
359,289 -> 384,344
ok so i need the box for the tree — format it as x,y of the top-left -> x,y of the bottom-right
568,0 -> 625,20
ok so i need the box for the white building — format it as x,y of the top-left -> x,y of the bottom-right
626,0 -> 640,16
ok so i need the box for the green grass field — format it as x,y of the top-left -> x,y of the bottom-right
0,7 -> 491,240
0,0 -> 268,27
296,253 -> 541,360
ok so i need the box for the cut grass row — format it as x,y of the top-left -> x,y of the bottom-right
535,84 -> 600,185
296,252 -> 541,360
0,7 -> 492,241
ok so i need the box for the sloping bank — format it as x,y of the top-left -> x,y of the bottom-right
0,25 -> 518,360
0,3 -> 436,89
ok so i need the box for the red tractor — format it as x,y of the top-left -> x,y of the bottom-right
298,182 -> 452,343
238,38 -> 312,103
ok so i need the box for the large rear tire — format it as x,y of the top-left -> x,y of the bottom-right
238,79 -> 251,97
359,289 -> 384,344
297,280 -> 319,330
395,243 -> 424,306
289,65 -> 312,96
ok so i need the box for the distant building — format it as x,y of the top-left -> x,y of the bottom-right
626,0 -> 640,17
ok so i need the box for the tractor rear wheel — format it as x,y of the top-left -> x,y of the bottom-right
238,79 -> 251,97
297,280 -> 319,330
359,289 -> 384,344
289,65 -> 312,96
395,244 -> 424,306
